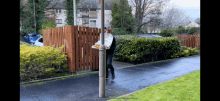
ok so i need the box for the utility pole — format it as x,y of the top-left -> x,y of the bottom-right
99,0 -> 106,98
33,0 -> 36,33
73,0 -> 76,26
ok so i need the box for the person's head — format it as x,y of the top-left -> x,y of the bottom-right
104,27 -> 107,33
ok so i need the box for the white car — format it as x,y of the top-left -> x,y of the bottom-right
34,36 -> 43,47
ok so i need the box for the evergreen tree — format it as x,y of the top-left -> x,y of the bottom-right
124,6 -> 136,33
111,2 -> 121,28
20,0 -> 48,36
64,0 -> 80,25
110,0 -> 136,33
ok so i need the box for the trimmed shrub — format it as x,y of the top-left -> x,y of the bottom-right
114,36 -> 181,63
20,45 -> 67,81
160,29 -> 175,37
171,46 -> 198,58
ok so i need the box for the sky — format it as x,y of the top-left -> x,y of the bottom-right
169,0 -> 200,21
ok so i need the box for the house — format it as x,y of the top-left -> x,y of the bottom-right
185,21 -> 200,28
76,0 -> 113,29
45,0 -> 67,27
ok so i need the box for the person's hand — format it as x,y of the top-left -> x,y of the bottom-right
105,46 -> 110,49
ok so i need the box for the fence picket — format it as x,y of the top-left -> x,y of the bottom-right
86,27 -> 90,70
72,26 -> 76,72
82,27 -> 86,71
79,26 -> 82,71
75,26 -> 79,71
92,28 -> 97,70
90,28 -> 94,70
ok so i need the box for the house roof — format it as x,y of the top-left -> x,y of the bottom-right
77,0 -> 113,10
21,0 -> 66,10
46,0 -> 65,9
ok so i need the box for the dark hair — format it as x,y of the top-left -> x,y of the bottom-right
104,27 -> 107,29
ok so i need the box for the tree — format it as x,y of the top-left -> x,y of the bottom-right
64,0 -> 80,25
110,0 -> 136,33
111,2 -> 121,28
130,0 -> 169,32
159,4 -> 190,30
20,0 -> 54,36
195,18 -> 200,25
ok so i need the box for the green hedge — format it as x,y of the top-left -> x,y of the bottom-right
114,36 -> 181,63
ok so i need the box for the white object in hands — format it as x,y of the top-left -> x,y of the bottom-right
92,33 -> 113,49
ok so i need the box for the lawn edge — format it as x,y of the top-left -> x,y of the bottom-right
108,70 -> 200,101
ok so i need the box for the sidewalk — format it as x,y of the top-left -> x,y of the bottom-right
20,55 -> 200,101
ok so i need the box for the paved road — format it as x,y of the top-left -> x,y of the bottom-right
20,56 -> 200,101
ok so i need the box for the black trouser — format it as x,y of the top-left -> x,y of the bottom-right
106,53 -> 115,78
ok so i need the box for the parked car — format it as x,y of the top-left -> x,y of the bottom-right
137,34 -> 162,38
34,36 -> 43,47
23,33 -> 42,44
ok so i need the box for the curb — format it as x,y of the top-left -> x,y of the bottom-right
20,71 -> 99,85
108,87 -> 148,101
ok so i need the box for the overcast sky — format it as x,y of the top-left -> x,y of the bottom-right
169,0 -> 200,20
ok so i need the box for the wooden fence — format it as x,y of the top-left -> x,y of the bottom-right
43,25 -> 112,72
174,34 -> 200,50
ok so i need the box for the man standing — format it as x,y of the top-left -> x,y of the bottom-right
105,27 -> 116,80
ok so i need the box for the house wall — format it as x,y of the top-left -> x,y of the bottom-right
44,8 -> 67,27
97,10 -> 112,29
55,9 -> 67,27
77,9 -> 112,29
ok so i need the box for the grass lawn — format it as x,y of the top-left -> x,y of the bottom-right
109,70 -> 200,101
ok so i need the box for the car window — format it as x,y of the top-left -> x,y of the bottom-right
31,35 -> 37,37
39,38 -> 43,42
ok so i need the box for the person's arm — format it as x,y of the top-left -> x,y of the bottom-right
109,36 -> 116,50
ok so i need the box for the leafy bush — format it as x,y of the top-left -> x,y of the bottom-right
112,28 -> 128,35
20,45 -> 67,81
175,26 -> 196,35
171,46 -> 198,58
38,20 -> 56,35
187,27 -> 196,35
160,29 -> 175,37
175,26 -> 185,34
114,36 -> 181,63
